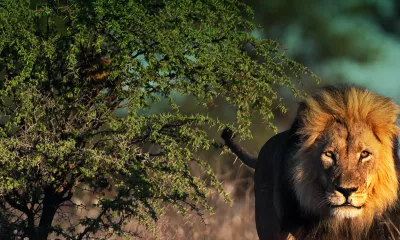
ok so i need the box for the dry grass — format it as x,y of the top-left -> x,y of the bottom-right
48,165 -> 258,240
137,174 -> 258,240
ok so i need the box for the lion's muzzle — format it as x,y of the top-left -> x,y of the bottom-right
327,184 -> 366,219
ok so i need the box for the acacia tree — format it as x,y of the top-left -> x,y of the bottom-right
0,0 -> 318,239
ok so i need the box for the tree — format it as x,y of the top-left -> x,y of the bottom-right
0,0 -> 318,239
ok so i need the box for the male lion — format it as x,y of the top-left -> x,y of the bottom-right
222,85 -> 400,240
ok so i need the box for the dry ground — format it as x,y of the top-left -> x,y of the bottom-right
137,174 -> 257,240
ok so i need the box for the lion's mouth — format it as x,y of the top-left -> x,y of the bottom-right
330,203 -> 362,209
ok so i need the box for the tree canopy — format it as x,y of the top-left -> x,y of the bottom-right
0,0 -> 318,239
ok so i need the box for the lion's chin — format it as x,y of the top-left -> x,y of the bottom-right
329,206 -> 363,219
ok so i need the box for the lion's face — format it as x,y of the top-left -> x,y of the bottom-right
316,121 -> 380,219
293,117 -> 398,222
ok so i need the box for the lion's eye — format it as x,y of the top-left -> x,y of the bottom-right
324,151 -> 334,158
322,151 -> 335,168
360,151 -> 371,159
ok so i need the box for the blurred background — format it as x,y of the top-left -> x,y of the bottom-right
139,0 -> 400,239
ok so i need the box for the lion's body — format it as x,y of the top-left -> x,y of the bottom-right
254,130 -> 299,239
223,85 -> 400,240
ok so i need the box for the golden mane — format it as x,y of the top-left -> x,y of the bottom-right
296,86 -> 400,151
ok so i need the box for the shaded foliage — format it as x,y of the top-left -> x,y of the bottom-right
0,0 -> 318,238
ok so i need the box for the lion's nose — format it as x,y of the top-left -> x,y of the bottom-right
335,185 -> 358,198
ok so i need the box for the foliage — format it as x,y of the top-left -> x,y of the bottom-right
0,0 -> 318,239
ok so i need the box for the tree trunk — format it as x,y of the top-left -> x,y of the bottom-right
33,187 -> 60,240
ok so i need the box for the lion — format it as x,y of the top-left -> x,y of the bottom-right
221,85 -> 400,240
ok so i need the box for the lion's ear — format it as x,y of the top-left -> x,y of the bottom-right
293,98 -> 333,151
369,100 -> 400,142
296,101 -> 307,116
292,102 -> 307,127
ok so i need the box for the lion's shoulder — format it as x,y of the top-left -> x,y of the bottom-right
254,130 -> 293,187
254,130 -> 307,236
